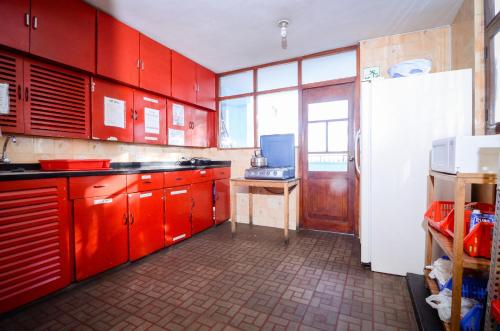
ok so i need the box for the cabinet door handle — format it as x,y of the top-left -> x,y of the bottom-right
134,110 -> 138,120
130,213 -> 135,224
141,60 -> 144,71
93,184 -> 107,188
24,13 -> 30,27
136,59 -> 140,69
123,213 -> 128,225
131,109 -> 135,119
25,87 -> 29,101
142,180 -> 152,184
17,85 -> 22,100
32,16 -> 38,29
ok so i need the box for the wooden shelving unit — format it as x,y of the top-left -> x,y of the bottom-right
425,171 -> 497,331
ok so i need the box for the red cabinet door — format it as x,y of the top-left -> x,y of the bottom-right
73,193 -> 129,280
215,179 -> 230,224
165,185 -> 192,245
0,50 -> 25,134
24,58 -> 91,139
133,90 -> 167,145
191,181 -> 214,234
0,178 -> 71,313
91,78 -> 134,142
196,65 -> 216,110
190,108 -> 208,147
97,11 -> 139,86
0,0 -> 30,52
167,100 -> 189,146
139,34 -> 171,96
30,0 -> 96,72
171,51 -> 197,104
128,189 -> 164,261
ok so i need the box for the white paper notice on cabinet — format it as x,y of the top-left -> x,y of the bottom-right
172,103 -> 185,126
104,96 -> 126,128
0,83 -> 9,115
168,128 -> 185,145
144,107 -> 160,134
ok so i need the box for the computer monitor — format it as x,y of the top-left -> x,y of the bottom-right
260,134 -> 295,168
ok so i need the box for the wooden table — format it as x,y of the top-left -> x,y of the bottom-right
230,177 -> 300,244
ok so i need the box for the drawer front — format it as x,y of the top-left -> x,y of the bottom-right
191,168 -> 213,183
212,167 -> 231,180
164,170 -> 192,187
70,175 -> 127,199
127,173 -> 164,192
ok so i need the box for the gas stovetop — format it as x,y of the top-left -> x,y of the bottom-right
244,167 -> 295,180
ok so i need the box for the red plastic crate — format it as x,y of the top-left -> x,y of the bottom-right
491,300 -> 500,323
464,221 -> 494,259
444,202 -> 495,238
425,201 -> 454,235
40,159 -> 111,171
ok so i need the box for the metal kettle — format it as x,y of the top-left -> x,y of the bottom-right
250,149 -> 267,168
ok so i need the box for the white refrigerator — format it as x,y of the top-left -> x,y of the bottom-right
359,69 -> 473,276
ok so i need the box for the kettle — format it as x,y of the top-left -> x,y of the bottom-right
251,149 -> 267,168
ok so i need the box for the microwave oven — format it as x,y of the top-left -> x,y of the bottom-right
431,136 -> 500,174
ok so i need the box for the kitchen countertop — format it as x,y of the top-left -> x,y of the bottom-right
0,161 -> 231,181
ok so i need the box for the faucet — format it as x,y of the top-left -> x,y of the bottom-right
0,135 -> 16,164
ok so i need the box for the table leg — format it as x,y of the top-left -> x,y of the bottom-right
249,186 -> 253,226
295,183 -> 300,232
284,184 -> 289,244
231,182 -> 237,236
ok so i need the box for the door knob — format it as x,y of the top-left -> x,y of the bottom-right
348,154 -> 354,161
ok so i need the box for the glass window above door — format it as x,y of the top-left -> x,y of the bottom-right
302,50 -> 357,84
257,62 -> 298,91
219,70 -> 253,97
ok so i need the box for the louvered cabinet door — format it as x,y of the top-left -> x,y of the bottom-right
0,178 -> 71,314
24,59 -> 91,139
0,50 -> 24,134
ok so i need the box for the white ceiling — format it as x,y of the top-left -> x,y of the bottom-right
85,0 -> 463,73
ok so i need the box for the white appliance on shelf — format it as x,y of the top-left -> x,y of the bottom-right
431,135 -> 500,174
359,69 -> 472,276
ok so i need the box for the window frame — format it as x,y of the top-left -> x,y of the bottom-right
216,45 -> 359,149
485,0 -> 500,133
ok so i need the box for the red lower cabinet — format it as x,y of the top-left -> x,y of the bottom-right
0,178 -> 71,313
165,185 -> 192,245
215,179 -> 230,224
73,193 -> 129,281
191,181 -> 214,234
128,189 -> 164,261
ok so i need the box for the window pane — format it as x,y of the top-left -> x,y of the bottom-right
256,90 -> 299,145
328,121 -> 348,152
308,100 -> 348,121
494,31 -> 500,123
308,153 -> 348,172
308,122 -> 326,152
257,62 -> 298,91
302,50 -> 357,84
496,0 -> 500,16
219,70 -> 253,97
219,97 -> 254,148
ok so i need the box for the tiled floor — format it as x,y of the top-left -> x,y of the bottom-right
0,222 -> 417,331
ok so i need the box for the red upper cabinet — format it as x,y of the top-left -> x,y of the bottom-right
196,65 -> 216,110
133,90 -> 167,145
97,11 -> 139,86
0,0 -> 30,52
139,34 -> 171,96
172,51 -> 197,104
92,78 -> 134,142
30,0 -> 96,72
0,50 -> 25,134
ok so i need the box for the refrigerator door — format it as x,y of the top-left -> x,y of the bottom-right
360,70 -> 472,276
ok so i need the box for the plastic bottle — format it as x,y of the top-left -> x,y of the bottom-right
469,209 -> 482,233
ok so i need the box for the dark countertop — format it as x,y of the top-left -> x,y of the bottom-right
0,161 -> 231,181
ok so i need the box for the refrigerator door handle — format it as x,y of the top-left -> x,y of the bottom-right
354,129 -> 361,175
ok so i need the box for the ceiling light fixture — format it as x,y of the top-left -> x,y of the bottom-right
277,19 -> 289,50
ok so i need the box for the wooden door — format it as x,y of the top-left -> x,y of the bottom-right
0,0 -> 30,52
196,65 -> 216,110
301,83 -> 355,233
214,179 -> 230,224
190,107 -> 208,147
133,90 -> 167,145
128,189 -> 165,261
30,0 -> 96,72
191,181 -> 214,234
171,51 -> 197,104
97,11 -> 139,86
139,34 -> 171,96
165,185 -> 192,246
73,193 -> 129,280
0,50 -> 25,134
91,78 -> 134,142
167,100 -> 189,146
